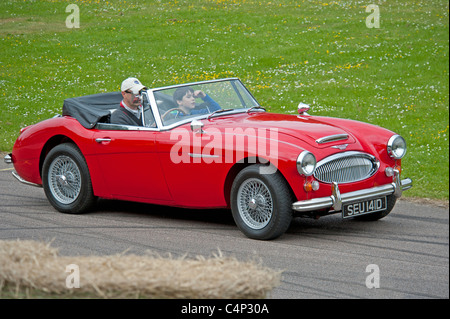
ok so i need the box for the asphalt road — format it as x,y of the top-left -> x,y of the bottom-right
1,159 -> 448,299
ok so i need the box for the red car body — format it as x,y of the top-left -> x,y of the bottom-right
5,78 -> 412,239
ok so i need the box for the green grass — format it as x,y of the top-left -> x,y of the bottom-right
1,0 -> 448,200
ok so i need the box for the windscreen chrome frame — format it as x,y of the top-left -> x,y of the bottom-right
145,78 -> 262,131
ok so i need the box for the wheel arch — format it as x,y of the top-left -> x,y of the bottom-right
223,156 -> 296,208
39,135 -> 78,179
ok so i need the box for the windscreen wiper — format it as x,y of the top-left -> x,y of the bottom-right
207,108 -> 234,120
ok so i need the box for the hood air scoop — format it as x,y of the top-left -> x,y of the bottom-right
316,134 -> 349,144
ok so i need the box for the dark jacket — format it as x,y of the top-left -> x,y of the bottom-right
110,102 -> 143,126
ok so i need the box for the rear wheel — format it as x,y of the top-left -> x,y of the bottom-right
231,165 -> 293,240
42,143 -> 96,214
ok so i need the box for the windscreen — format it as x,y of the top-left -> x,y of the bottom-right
153,79 -> 260,126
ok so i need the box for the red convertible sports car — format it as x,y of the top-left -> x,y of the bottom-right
5,78 -> 412,240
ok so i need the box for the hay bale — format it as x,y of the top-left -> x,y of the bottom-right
0,240 -> 281,299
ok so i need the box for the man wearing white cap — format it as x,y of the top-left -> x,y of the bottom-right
110,77 -> 148,126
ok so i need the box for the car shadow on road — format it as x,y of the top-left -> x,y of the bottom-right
83,198 -> 392,240
92,198 -> 236,227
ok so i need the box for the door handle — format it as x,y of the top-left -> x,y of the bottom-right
95,138 -> 112,143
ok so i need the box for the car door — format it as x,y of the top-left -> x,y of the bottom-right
91,127 -> 173,204
155,122 -> 231,208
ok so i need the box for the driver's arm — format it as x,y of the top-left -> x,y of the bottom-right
201,94 -> 221,112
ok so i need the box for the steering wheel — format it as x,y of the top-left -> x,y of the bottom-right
162,108 -> 187,120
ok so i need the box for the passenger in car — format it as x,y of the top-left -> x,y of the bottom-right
110,77 -> 148,126
173,86 -> 221,116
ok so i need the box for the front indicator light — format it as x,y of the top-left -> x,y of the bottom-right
385,167 -> 394,177
304,180 -> 320,192
385,166 -> 401,178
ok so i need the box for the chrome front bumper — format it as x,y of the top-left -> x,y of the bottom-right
292,171 -> 412,213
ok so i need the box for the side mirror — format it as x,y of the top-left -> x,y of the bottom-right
190,119 -> 205,134
298,102 -> 310,115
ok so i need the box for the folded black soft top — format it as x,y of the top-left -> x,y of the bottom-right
62,92 -> 122,128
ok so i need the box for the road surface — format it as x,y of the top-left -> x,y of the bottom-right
1,159 -> 448,299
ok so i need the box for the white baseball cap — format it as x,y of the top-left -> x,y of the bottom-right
121,77 -> 147,94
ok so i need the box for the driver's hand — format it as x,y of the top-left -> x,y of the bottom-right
193,90 -> 206,99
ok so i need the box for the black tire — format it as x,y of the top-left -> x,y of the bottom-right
42,143 -> 96,214
230,165 -> 293,240
354,194 -> 397,221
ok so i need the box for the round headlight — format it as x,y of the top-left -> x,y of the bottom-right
297,151 -> 316,176
387,135 -> 407,159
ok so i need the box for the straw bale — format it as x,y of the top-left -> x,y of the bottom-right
0,240 -> 281,299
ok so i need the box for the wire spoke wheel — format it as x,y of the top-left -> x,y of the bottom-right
43,143 -> 96,214
237,178 -> 274,230
48,155 -> 82,205
231,165 -> 293,240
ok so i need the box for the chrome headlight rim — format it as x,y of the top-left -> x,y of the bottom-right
297,151 -> 316,176
387,134 -> 407,159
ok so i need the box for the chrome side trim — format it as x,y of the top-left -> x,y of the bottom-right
188,153 -> 220,158
11,171 -> 42,188
94,122 -> 159,131
292,178 -> 412,213
4,154 -> 12,164
316,134 -> 349,144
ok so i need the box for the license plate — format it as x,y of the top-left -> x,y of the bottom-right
342,197 -> 387,219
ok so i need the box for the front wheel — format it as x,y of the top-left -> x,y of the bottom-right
42,143 -> 96,214
230,165 -> 293,240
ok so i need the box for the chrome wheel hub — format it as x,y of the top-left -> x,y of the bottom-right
57,174 -> 68,186
237,178 -> 273,229
248,194 -> 266,210
48,155 -> 82,205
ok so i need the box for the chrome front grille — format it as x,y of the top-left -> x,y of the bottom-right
314,152 -> 379,184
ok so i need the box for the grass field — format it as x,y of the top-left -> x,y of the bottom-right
0,0 -> 448,200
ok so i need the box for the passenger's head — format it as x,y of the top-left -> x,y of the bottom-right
173,87 -> 196,111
